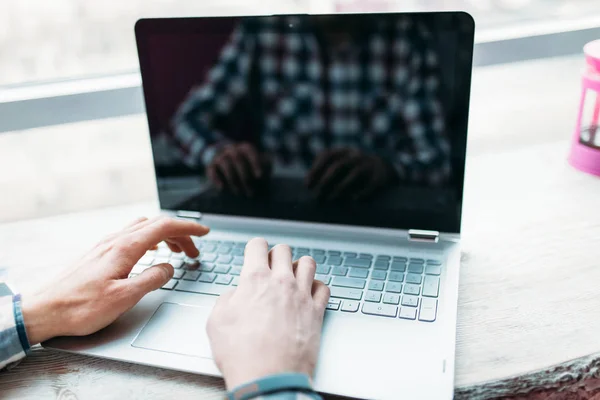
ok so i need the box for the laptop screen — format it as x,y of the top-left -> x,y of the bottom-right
136,13 -> 474,233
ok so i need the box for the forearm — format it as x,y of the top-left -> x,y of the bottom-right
0,295 -> 30,370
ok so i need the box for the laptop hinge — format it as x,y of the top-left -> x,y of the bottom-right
408,229 -> 439,243
176,210 -> 203,220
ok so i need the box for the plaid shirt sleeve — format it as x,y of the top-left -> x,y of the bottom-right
170,22 -> 255,168
0,295 -> 30,370
389,20 -> 451,185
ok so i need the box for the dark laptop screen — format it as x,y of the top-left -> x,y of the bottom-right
135,13 -> 474,233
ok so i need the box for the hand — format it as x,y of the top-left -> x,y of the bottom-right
21,216 -> 210,345
207,238 -> 330,390
207,142 -> 270,197
306,148 -> 394,200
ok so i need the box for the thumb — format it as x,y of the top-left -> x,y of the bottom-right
127,263 -> 174,299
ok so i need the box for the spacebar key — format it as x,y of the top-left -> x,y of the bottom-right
175,281 -> 228,296
329,287 -> 363,300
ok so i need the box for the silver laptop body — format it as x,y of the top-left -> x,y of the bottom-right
45,12 -> 474,400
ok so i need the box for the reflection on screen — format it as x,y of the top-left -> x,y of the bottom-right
139,13 -> 474,232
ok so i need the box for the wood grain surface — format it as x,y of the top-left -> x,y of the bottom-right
2,56 -> 600,399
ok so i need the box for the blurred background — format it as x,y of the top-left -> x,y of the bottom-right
1,0 -> 600,222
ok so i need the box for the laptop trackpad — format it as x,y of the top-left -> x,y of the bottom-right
131,302 -> 214,359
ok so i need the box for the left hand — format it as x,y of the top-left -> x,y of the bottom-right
306,148 -> 394,200
21,216 -> 210,345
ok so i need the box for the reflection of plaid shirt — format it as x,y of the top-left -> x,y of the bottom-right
171,15 -> 450,184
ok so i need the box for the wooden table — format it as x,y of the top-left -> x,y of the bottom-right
2,55 -> 600,399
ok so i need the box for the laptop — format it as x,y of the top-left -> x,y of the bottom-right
45,12 -> 474,400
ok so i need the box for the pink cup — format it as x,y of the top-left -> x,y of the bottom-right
569,39 -> 600,176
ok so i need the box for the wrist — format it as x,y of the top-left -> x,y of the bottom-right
223,366 -> 313,391
21,293 -> 64,344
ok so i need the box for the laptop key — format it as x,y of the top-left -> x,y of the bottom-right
170,252 -> 186,260
403,284 -> 421,296
156,248 -> 171,257
423,276 -> 440,297
154,257 -> 170,265
215,275 -> 233,285
214,264 -> 231,274
170,259 -> 184,269
425,265 -> 442,276
373,260 -> 389,270
401,295 -> 419,307
330,287 -> 363,300
359,253 -> 373,259
315,274 -> 331,285
175,281 -> 228,296
399,307 -> 417,320
341,300 -> 360,312
343,252 -> 357,257
316,265 -> 331,275
406,273 -> 422,285
386,282 -> 402,293
371,270 -> 387,281
365,291 -> 382,303
332,277 -> 366,289
217,255 -> 233,264
376,255 -> 391,261
138,255 -> 154,265
393,256 -> 408,262
426,259 -> 442,265
173,270 -> 185,279
390,261 -> 407,272
408,263 -> 424,274
419,298 -> 438,322
327,250 -> 341,256
201,253 -> 218,262
203,244 -> 217,253
344,258 -> 371,268
348,268 -> 368,279
326,299 -> 341,310
231,248 -> 244,256
183,271 -> 200,281
409,258 -> 424,264
362,303 -> 397,318
331,266 -> 348,276
231,276 -> 240,286
326,256 -> 343,266
230,266 -> 242,276
232,256 -> 244,266
199,262 -> 215,272
388,272 -> 404,282
383,293 -> 400,305
184,260 -> 200,270
217,246 -> 232,254
313,255 -> 326,264
368,281 -> 384,291
161,279 -> 178,290
312,249 -> 326,255
198,273 -> 217,283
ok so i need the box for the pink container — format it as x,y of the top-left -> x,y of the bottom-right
569,39 -> 600,176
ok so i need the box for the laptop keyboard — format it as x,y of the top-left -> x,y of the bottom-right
130,239 -> 442,322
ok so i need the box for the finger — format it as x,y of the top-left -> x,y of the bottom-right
306,149 -> 347,188
123,217 -> 148,230
228,153 -> 254,197
166,236 -> 199,258
130,218 -> 210,255
295,255 -> 317,292
268,244 -> 293,276
215,158 -> 240,195
328,163 -> 369,200
241,237 -> 270,280
312,280 -> 331,312
123,263 -> 174,301
239,143 -> 262,178
313,156 -> 355,197
164,240 -> 183,254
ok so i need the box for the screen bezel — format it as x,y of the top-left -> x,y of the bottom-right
135,12 -> 475,234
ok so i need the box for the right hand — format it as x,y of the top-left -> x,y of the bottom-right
206,238 -> 330,390
207,142 -> 267,197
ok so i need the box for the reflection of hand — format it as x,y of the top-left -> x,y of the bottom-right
207,239 -> 330,390
22,217 -> 210,345
207,143 -> 265,197
306,148 -> 394,200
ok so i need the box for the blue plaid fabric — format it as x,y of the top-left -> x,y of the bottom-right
0,295 -> 29,370
170,15 -> 450,185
